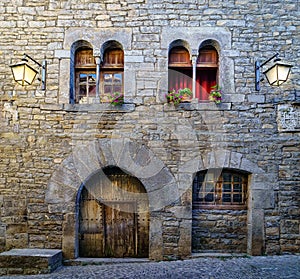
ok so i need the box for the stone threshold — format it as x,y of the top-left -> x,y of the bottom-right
64,253 -> 249,266
192,252 -> 249,258
64,257 -> 150,266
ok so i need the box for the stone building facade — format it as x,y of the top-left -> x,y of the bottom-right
0,0 -> 299,260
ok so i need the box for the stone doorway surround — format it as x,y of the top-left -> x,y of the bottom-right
46,138 -> 180,260
178,150 -> 273,256
46,138 -> 272,259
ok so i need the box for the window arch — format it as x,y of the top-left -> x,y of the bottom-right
196,45 -> 219,101
193,169 -> 248,209
100,41 -> 124,103
168,41 -> 192,93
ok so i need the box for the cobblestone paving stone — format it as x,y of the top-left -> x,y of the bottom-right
1,255 -> 300,279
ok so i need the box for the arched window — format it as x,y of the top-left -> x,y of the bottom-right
168,46 -> 192,92
100,47 -> 124,103
193,169 -> 248,209
74,47 -> 96,104
196,46 -> 218,101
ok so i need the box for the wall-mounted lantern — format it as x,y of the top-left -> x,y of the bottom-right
255,53 -> 292,91
10,53 -> 47,90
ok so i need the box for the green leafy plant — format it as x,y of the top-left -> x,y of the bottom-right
166,89 -> 183,105
178,87 -> 192,97
109,92 -> 124,106
209,84 -> 222,104
166,87 -> 192,105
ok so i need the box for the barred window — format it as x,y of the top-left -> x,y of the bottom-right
193,169 -> 248,209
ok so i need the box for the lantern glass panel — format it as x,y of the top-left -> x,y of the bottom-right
264,62 -> 292,87
23,64 -> 38,85
11,61 -> 38,86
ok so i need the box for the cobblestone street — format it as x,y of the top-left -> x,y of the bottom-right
1,255 -> 299,279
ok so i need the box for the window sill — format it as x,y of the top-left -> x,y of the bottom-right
193,204 -> 247,210
163,100 -> 231,111
64,103 -> 135,112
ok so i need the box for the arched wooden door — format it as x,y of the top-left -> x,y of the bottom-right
78,167 -> 149,258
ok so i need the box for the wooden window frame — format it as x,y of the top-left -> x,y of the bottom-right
195,46 -> 219,101
74,47 -> 96,104
168,46 -> 193,92
102,48 -> 124,68
169,46 -> 192,68
75,71 -> 96,104
193,169 -> 248,210
197,47 -> 218,68
100,71 -> 124,103
100,48 -> 124,102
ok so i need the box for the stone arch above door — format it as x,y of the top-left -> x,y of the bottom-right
46,138 -> 178,212
45,138 -> 178,259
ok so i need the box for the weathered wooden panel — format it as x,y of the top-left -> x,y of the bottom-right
79,187 -> 104,257
79,167 -> 149,258
104,202 -> 136,257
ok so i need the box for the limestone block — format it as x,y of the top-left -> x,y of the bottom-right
165,206 -> 192,220
252,189 -> 274,209
116,139 -> 165,179
229,152 -> 243,169
248,209 -> 264,256
248,95 -> 265,103
141,168 -> 175,192
149,216 -> 163,260
178,219 -> 192,257
178,157 -> 201,173
62,213 -> 76,259
148,182 -> 180,211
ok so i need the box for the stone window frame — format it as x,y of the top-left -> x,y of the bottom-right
162,27 -> 235,103
167,39 -> 220,101
55,28 -> 133,105
70,40 -> 125,105
192,168 -> 249,210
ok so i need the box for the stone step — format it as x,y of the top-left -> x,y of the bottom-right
0,248 -> 62,276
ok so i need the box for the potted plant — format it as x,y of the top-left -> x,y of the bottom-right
109,92 -> 124,106
209,85 -> 222,104
178,87 -> 192,102
166,89 -> 183,106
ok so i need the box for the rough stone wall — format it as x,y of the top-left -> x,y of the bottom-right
192,209 -> 248,253
0,0 -> 299,257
